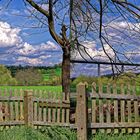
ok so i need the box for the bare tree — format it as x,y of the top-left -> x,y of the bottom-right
1,0 -> 140,97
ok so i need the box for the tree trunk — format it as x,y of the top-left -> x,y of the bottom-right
62,47 -> 70,100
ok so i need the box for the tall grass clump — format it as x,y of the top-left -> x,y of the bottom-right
0,126 -> 46,140
0,126 -> 77,140
39,126 -> 76,140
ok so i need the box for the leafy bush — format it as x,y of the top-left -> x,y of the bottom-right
39,126 -> 76,140
0,65 -> 17,85
0,126 -> 76,140
0,126 -> 46,140
15,68 -> 43,86
1,126 -> 140,140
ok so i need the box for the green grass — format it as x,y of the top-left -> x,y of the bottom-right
0,86 -> 62,92
0,126 -> 46,140
42,67 -> 61,81
91,133 -> 140,140
0,126 -> 76,140
0,126 -> 140,140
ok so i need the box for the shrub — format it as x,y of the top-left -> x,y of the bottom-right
0,65 -> 17,85
0,126 -> 77,140
39,126 -> 76,140
15,68 -> 43,86
0,126 -> 46,140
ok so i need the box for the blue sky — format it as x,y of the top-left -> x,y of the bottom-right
0,0 -> 140,76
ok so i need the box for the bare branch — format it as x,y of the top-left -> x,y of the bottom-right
26,0 -> 49,18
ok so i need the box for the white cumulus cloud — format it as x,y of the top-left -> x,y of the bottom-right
72,41 -> 115,61
0,21 -> 62,66
0,21 -> 21,47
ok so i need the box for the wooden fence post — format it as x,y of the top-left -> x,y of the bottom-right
24,90 -> 33,127
76,83 -> 88,140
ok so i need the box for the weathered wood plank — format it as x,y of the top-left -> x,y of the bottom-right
66,108 -> 69,123
33,90 -> 38,129
106,84 -> 111,134
24,90 -> 33,127
0,90 -> 3,122
0,96 -> 23,101
113,84 -> 119,134
19,89 -> 24,121
98,82 -> 105,133
91,93 -> 140,100
127,84 -> 133,133
120,84 -> 126,133
38,91 -> 42,124
15,90 -> 19,121
4,89 -> 10,129
76,83 -> 88,140
39,102 -> 70,108
66,92 -> 70,123
90,122 -> 140,128
91,82 -> 97,132
52,93 -> 56,123
33,121 -> 70,127
0,121 -> 24,126
134,100 -> 139,133
57,95 -> 61,123
48,92 -> 51,123
43,107 -> 46,122
61,92 -> 65,123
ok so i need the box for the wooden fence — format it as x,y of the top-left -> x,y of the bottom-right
75,82 -> 140,140
0,83 -> 140,140
0,89 -> 70,129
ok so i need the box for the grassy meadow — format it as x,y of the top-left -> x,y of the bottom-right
0,85 -> 62,92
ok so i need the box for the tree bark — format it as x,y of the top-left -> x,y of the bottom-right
62,46 -> 70,100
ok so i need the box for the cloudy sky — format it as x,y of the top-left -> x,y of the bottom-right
0,0 -> 140,76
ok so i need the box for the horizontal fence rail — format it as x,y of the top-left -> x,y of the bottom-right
0,82 -> 140,140
91,82 -> 140,134
0,89 -> 70,129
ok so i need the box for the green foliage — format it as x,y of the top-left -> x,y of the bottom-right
0,126 -> 46,140
111,72 -> 136,85
0,126 -> 76,140
7,65 -> 62,86
39,126 -> 76,140
15,68 -> 43,86
91,133 -> 140,140
0,65 -> 17,85
0,86 -> 62,93
71,72 -> 140,93
1,126 -> 140,140
135,74 -> 140,86
41,67 -> 62,86
72,75 -> 97,85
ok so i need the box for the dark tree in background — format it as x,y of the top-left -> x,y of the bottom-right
15,68 -> 43,86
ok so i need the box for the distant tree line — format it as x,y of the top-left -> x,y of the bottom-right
71,72 -> 140,90
1,64 -> 140,87
6,64 -> 61,77
1,64 -> 62,86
